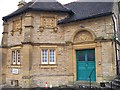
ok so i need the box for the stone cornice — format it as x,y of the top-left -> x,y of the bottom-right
2,32 -> 8,34
2,42 -> 67,48
24,26 -> 34,28
94,38 -> 113,42
1,39 -> 114,48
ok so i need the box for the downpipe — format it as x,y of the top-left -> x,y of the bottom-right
112,14 -> 119,75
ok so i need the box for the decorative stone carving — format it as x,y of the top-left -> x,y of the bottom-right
11,18 -> 22,36
74,31 -> 93,43
10,30 -> 14,36
39,26 -> 44,32
53,27 -> 58,32
40,16 -> 57,32
42,17 -> 55,28
13,19 -> 22,31
19,28 -> 22,34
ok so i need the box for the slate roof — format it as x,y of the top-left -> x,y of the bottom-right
3,1 -> 114,24
2,1 -> 73,21
58,2 -> 113,24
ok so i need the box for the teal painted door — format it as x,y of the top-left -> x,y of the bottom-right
76,49 -> 96,81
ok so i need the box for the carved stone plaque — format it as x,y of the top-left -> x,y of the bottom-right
13,19 -> 22,31
74,31 -> 93,43
41,16 -> 56,28
11,18 -> 22,36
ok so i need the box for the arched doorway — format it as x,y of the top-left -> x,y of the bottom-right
73,30 -> 96,81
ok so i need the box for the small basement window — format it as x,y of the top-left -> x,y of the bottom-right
11,80 -> 19,86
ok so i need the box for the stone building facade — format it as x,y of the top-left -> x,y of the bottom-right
1,0 -> 120,88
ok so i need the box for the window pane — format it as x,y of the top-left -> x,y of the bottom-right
49,49 -> 56,64
87,50 -> 95,61
41,49 -> 48,64
17,50 -> 20,64
78,51 -> 85,61
12,51 -> 16,64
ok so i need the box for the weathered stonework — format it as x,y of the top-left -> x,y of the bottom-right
1,2 -> 120,88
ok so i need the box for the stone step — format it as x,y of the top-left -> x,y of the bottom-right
115,75 -> 120,79
1,88 -> 112,90
105,80 -> 120,90
74,81 -> 100,86
112,81 -> 120,87
105,82 -> 116,89
68,81 -> 102,89
114,79 -> 120,85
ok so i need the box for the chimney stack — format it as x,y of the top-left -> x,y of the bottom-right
18,0 -> 26,8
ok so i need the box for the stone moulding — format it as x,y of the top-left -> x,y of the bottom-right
39,26 -> 44,32
38,26 -> 58,32
10,28 -> 22,36
53,27 -> 58,32
2,32 -> 8,34
71,28 -> 96,43
32,73 -> 74,77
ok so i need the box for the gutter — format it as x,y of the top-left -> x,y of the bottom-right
112,14 -> 119,75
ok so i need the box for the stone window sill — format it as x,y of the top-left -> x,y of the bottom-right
39,64 -> 58,69
8,65 -> 22,68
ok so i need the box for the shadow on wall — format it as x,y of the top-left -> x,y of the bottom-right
119,60 -> 120,74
